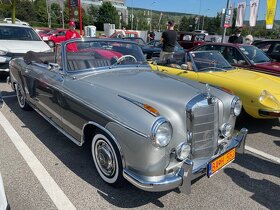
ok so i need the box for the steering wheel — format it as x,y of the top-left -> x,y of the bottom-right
116,55 -> 137,64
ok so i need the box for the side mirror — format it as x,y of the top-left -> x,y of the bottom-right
48,63 -> 60,71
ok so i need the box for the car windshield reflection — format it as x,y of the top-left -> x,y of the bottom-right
238,45 -> 271,64
190,51 -> 235,72
65,40 -> 147,72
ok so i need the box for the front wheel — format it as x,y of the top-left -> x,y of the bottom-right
91,132 -> 124,186
15,83 -> 31,111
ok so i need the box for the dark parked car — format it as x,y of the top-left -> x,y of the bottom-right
253,39 -> 280,62
192,42 -> 280,76
9,38 -> 246,193
123,37 -> 185,61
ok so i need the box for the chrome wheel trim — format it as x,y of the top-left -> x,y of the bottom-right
16,84 -> 25,108
92,134 -> 119,184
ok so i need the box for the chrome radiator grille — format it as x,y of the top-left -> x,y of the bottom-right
186,94 -> 219,159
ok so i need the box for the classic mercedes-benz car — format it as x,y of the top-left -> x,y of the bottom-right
9,39 -> 247,193
191,43 -> 280,77
150,51 -> 280,119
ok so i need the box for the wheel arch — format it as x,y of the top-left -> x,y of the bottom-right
82,121 -> 125,168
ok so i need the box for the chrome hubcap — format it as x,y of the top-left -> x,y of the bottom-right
17,85 -> 25,107
95,140 -> 115,177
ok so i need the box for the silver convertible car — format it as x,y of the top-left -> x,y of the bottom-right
9,39 -> 247,193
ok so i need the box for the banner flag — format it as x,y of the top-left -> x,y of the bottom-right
249,0 -> 259,27
266,0 -> 278,29
236,2 -> 246,27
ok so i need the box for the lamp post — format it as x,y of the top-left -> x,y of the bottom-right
149,1 -> 156,32
60,0 -> 64,29
202,9 -> 210,30
118,11 -> 122,29
131,0 -> 134,30
222,0 -> 230,43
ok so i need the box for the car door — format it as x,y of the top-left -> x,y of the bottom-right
23,63 -> 63,127
268,43 -> 280,61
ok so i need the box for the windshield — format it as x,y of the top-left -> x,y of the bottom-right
190,51 -> 234,72
123,38 -> 146,46
65,39 -> 147,71
238,45 -> 271,64
0,26 -> 41,41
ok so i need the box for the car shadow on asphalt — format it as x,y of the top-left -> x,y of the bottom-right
225,153 -> 280,209
3,97 -> 197,208
224,166 -> 280,210
235,113 -> 280,137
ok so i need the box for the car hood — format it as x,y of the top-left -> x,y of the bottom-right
0,40 -> 50,53
255,62 -> 280,72
76,68 -> 205,105
204,68 -> 280,94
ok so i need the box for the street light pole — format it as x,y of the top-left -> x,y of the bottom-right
131,0 -> 134,30
221,0 -> 230,43
149,1 -> 156,32
202,9 -> 210,30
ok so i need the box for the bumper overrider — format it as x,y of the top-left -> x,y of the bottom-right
123,128 -> 247,194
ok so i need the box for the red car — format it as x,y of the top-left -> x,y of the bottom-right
40,29 -> 68,47
192,42 -> 280,76
177,32 -> 206,50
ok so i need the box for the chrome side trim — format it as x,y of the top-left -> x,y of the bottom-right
118,95 -> 159,117
82,121 -> 126,167
30,104 -> 82,146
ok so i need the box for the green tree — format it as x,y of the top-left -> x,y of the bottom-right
97,2 -> 118,30
87,4 -> 99,25
33,0 -> 48,24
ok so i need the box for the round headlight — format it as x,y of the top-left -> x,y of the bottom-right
259,90 -> 280,108
177,143 -> 191,160
151,118 -> 172,148
220,123 -> 232,138
231,97 -> 242,116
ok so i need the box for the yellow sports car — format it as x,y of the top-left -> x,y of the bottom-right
150,51 -> 280,119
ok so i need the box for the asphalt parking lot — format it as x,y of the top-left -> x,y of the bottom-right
0,75 -> 279,210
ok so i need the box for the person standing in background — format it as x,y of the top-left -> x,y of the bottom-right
228,28 -> 243,44
65,21 -> 81,41
65,21 -> 81,52
159,20 -> 177,62
245,35 -> 254,45
148,30 -> 155,42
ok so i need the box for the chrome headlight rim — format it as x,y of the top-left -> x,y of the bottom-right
150,117 -> 172,148
176,142 -> 191,161
0,50 -> 8,56
220,123 -> 232,138
231,97 -> 242,116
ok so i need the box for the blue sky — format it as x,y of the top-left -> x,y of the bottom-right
128,0 -> 280,20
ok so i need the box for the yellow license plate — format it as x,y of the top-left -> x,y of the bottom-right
207,148 -> 236,177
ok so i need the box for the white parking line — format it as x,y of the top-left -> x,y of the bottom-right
0,112 -> 76,210
245,145 -> 280,164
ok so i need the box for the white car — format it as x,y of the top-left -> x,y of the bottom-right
3,18 -> 29,26
0,173 -> 9,210
0,23 -> 51,73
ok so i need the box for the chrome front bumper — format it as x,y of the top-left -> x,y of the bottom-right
123,128 -> 248,194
